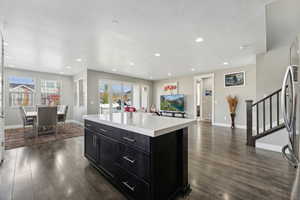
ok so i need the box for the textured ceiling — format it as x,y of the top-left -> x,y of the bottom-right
0,0 -> 269,79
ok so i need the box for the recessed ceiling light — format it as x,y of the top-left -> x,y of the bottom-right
129,62 -> 135,66
3,42 -> 8,46
154,53 -> 160,57
240,44 -> 251,50
195,37 -> 204,43
112,19 -> 119,24
167,72 -> 172,76
112,68 -> 117,72
149,76 -> 153,79
76,58 -> 82,62
223,62 -> 229,65
191,68 -> 195,71
66,66 -> 71,69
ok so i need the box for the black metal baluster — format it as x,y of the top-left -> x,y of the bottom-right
256,104 -> 259,135
263,100 -> 266,132
246,100 -> 254,146
270,96 -> 272,129
277,92 -> 280,126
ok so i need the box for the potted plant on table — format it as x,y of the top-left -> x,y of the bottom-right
226,95 -> 238,128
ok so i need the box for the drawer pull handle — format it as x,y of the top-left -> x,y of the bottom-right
122,181 -> 135,191
99,128 -> 107,132
122,137 -> 135,143
123,156 -> 135,164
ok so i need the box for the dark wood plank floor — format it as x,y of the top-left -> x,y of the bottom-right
0,122 -> 296,200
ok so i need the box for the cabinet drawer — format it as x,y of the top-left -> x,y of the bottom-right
85,120 -> 119,139
119,130 -> 150,153
118,144 -> 150,182
116,166 -> 150,200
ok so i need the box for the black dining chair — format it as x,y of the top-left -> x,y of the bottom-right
36,106 -> 58,136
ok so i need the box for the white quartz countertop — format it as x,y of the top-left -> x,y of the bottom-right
83,113 -> 196,137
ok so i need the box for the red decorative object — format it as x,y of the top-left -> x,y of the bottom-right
124,106 -> 136,112
164,85 -> 177,91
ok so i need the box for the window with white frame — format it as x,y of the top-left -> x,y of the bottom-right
78,79 -> 84,106
74,81 -> 78,106
40,80 -> 61,105
9,76 -> 35,107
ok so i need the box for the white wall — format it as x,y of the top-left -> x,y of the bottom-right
5,68 -> 74,126
266,0 -> 300,51
153,64 -> 257,127
153,76 -> 194,118
213,65 -> 256,127
256,46 -> 290,99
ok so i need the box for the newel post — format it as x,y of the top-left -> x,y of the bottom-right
246,100 -> 255,147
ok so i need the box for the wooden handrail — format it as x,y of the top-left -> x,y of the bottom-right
252,88 -> 282,106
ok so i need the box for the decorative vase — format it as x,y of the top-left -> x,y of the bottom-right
230,113 -> 236,129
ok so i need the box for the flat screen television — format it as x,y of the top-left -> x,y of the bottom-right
160,94 -> 185,112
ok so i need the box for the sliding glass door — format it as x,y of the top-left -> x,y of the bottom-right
99,80 -> 134,114
99,80 -> 147,114
99,81 -> 110,114
123,83 -> 133,107
111,83 -> 123,113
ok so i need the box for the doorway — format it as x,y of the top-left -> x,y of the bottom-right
194,74 -> 214,123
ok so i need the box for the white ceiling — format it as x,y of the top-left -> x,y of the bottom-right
0,0 -> 269,80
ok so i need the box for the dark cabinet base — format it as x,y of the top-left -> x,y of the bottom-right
84,119 -> 190,200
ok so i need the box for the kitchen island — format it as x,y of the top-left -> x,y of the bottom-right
83,113 -> 195,200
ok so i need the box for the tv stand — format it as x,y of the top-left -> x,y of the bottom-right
160,111 -> 186,118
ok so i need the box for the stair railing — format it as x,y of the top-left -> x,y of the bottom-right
246,88 -> 285,147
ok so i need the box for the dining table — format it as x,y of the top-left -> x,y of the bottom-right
25,111 -> 65,118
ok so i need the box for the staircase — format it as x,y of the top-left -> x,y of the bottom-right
246,88 -> 286,147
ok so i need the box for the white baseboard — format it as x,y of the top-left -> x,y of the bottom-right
5,124 -> 23,130
212,122 -> 246,130
256,142 -> 282,153
4,120 -> 83,130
